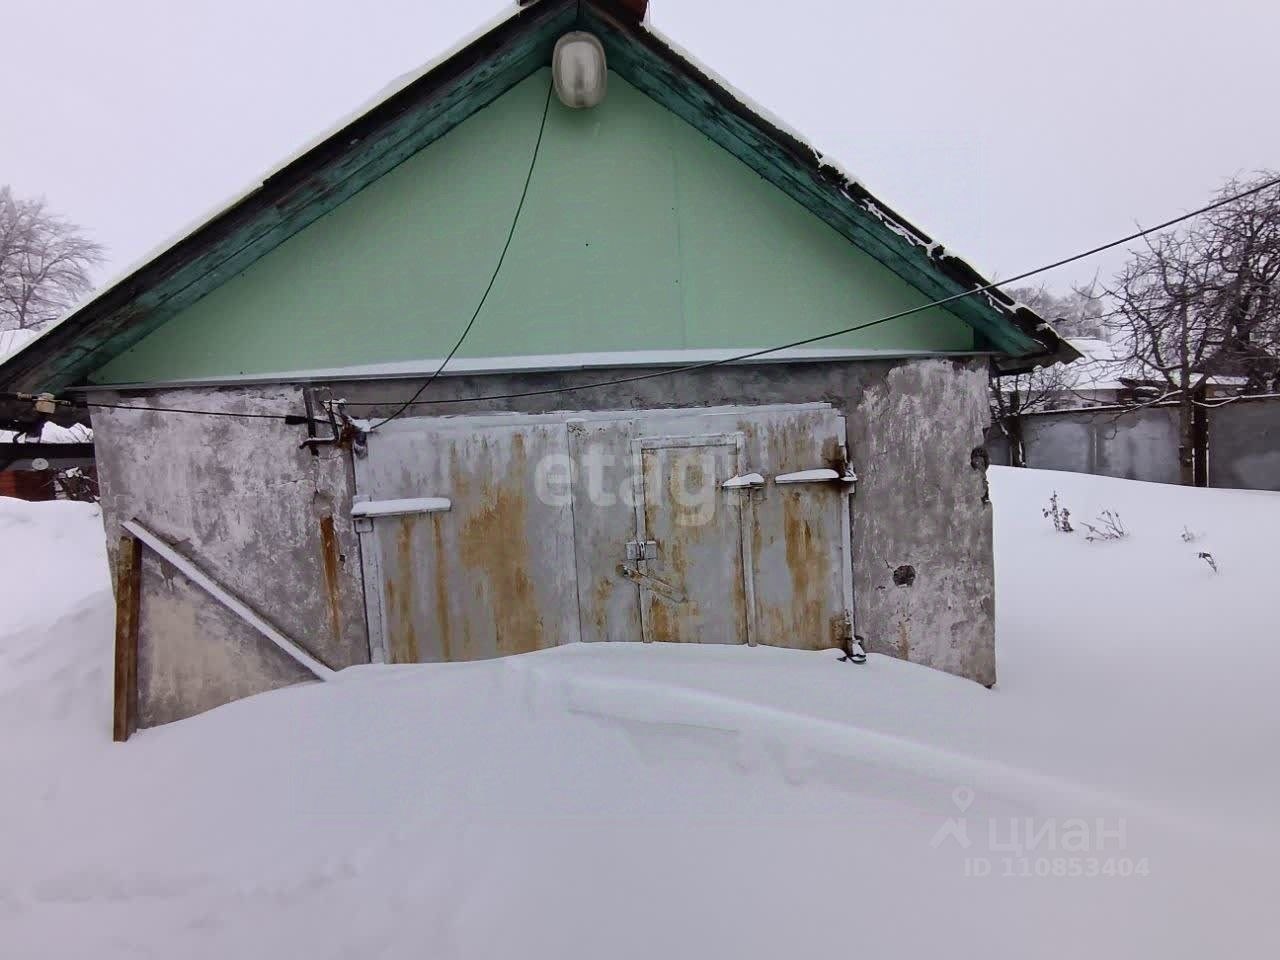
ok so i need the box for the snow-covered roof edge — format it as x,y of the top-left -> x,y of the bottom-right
627,12 -> 1074,371
10,4 -> 527,362
0,0 -> 1073,398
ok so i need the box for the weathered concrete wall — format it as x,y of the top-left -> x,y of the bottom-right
91,386 -> 368,727
331,355 -> 997,685
89,357 -> 997,727
1208,397 -> 1280,491
988,397 -> 1280,491
845,360 -> 996,686
987,406 -> 1181,484
135,550 -> 315,724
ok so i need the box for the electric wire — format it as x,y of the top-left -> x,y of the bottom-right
367,79 -> 556,431
3,174 -> 1278,425
358,173 -> 1280,412
1,82 -> 560,430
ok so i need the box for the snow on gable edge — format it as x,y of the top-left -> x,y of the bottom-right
637,17 -> 1069,365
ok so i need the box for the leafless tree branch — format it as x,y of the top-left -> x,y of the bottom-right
0,185 -> 104,333
1102,171 -> 1280,482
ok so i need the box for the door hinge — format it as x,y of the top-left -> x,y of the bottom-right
834,613 -> 866,663
832,610 -> 854,643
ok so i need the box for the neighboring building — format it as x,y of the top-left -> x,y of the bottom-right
0,438 -> 96,501
0,0 -> 1073,728
1,328 -> 95,499
1051,337 -> 1135,408
1002,336 -> 1249,414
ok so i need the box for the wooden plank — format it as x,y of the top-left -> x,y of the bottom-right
112,533 -> 142,742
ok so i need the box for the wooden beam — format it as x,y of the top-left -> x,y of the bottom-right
112,533 -> 142,742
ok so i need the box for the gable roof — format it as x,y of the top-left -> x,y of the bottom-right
0,0 -> 1075,396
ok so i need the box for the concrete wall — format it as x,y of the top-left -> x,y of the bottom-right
91,356 -> 998,725
987,406 -> 1181,484
1208,397 -> 1280,491
1030,406 -> 1181,483
91,386 -> 369,727
989,397 -> 1280,491
846,361 -> 996,686
332,355 -> 997,686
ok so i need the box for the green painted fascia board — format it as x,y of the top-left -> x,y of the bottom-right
0,0 -> 578,394
0,0 -> 1058,395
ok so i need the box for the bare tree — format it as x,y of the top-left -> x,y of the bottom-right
1105,172 -> 1280,484
990,359 -> 1068,467
0,186 -> 104,332
1199,173 -> 1280,390
990,285 -> 1101,466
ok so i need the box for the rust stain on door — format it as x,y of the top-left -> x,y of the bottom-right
639,442 -> 746,645
385,516 -> 420,664
360,408 -> 847,662
431,515 -> 452,662
317,515 -> 344,650
457,434 -> 545,657
647,590 -> 676,643
589,576 -> 612,639
781,490 -> 826,648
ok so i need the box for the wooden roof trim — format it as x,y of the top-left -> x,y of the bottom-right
0,0 -> 577,395
0,0 -> 1071,396
587,5 -> 1073,367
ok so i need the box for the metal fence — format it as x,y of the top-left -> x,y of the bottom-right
986,395 -> 1280,491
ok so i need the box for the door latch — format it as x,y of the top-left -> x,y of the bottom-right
617,564 -> 686,603
624,539 -> 658,562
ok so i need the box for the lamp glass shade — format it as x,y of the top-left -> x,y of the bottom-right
552,32 -> 607,109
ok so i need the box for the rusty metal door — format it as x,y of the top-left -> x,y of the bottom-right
354,418 -> 579,663
628,433 -> 750,645
739,407 -> 853,650
355,404 -> 852,662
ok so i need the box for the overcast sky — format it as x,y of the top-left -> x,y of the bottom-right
4,0 -> 1277,294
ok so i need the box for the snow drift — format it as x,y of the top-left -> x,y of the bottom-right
1,468 -> 1277,957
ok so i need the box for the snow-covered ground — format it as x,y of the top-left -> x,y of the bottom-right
1,467 -> 1277,957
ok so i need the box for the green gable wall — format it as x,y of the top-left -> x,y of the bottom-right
91,69 -> 975,385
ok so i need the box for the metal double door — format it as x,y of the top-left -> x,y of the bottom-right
354,404 -> 852,662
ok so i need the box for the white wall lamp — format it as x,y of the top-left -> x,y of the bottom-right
552,32 -> 608,109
